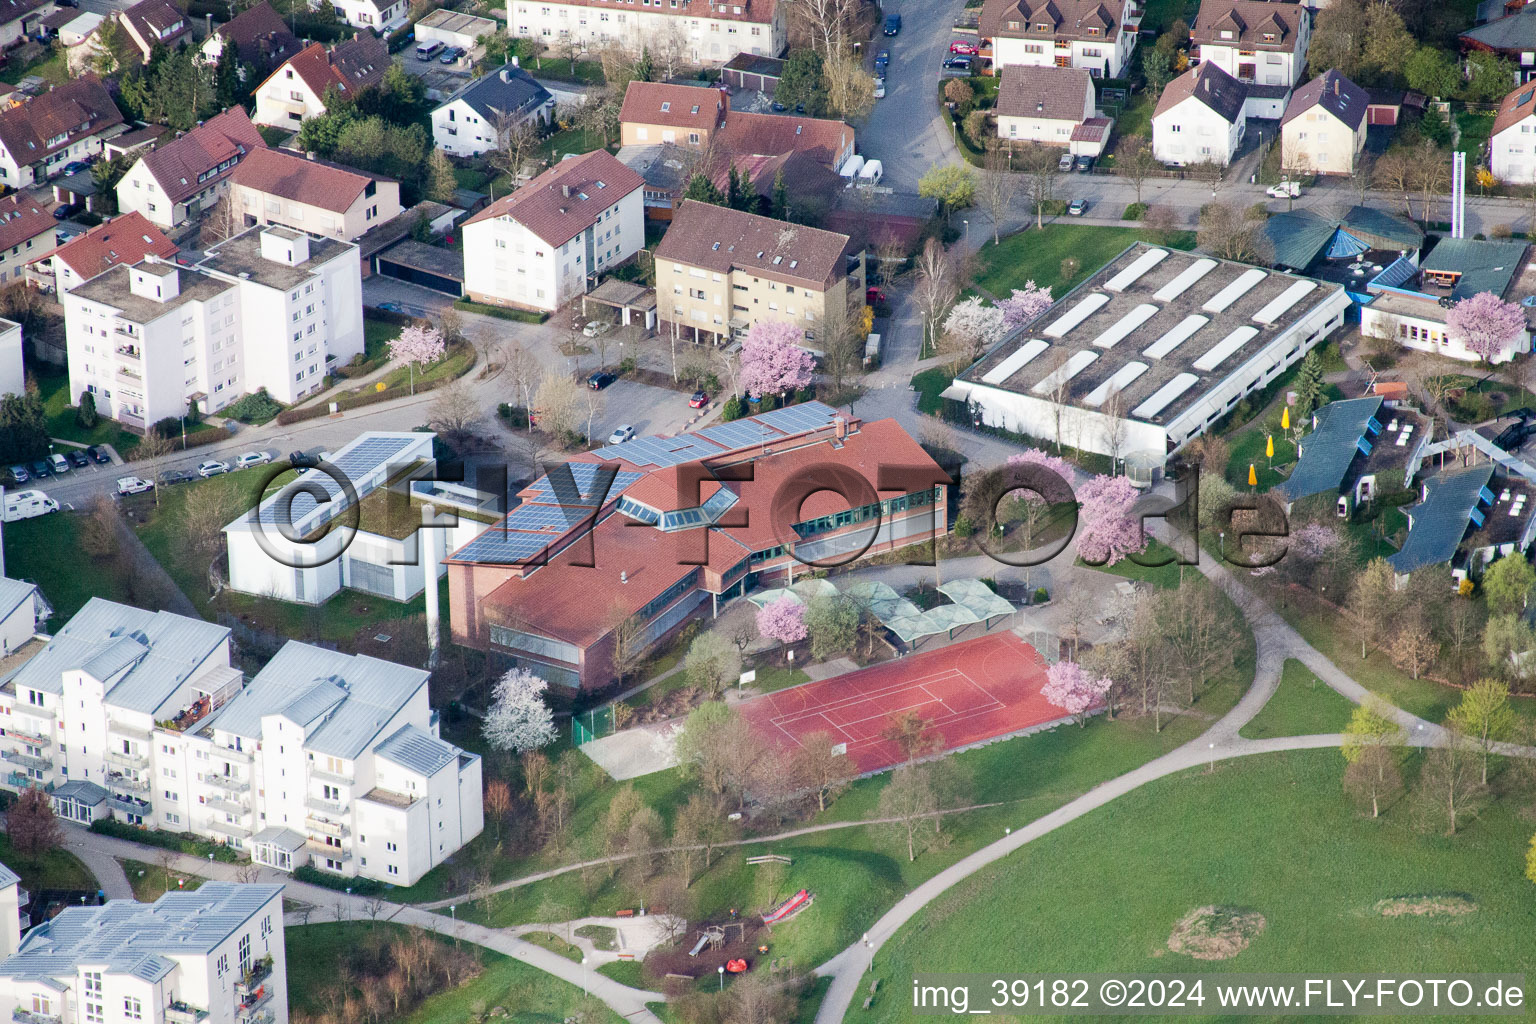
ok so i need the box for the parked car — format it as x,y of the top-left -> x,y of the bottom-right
582,320 -> 613,338
1068,198 -> 1088,216
873,76 -> 886,99
48,453 -> 68,474
52,203 -> 81,221
1058,152 -> 1074,171
235,451 -> 272,469
8,465 -> 26,485
62,161 -> 89,176
87,445 -> 110,464
415,40 -> 444,60
116,476 -> 154,495
689,390 -> 709,408
288,450 -> 319,468
1075,155 -> 1094,172
949,40 -> 979,54
588,370 -> 617,390
866,285 -> 887,304
771,100 -> 788,112
28,460 -> 50,479
198,460 -> 230,478
162,469 -> 198,485
942,56 -> 972,72
439,46 -> 464,63
874,49 -> 890,72
884,13 -> 901,34
65,449 -> 88,468
1266,179 -> 1301,198
608,424 -> 637,444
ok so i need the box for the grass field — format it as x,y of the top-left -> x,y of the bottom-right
120,859 -> 206,902
1078,538 -> 1188,589
0,832 -> 96,894
2,513 -> 134,623
35,367 -> 141,454
911,367 -> 953,416
1239,659 -> 1358,739
860,750 -> 1536,1023
286,923 -> 622,1023
972,225 -> 1196,300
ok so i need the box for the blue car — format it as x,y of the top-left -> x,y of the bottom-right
884,13 -> 901,34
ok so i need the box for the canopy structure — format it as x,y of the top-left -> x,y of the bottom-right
747,577 -> 1008,645
883,612 -> 947,644
923,603 -> 983,638
745,577 -> 840,609
844,580 -> 923,621
938,579 -> 1016,622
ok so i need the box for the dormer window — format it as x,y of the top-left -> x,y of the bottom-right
1086,25 -> 1099,33
1007,18 -> 1020,27
1034,21 -> 1049,29
1220,29 -> 1233,38
1261,31 -> 1276,41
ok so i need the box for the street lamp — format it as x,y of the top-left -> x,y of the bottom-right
863,933 -> 873,974
582,956 -> 588,997
718,965 -> 725,991
962,218 -> 968,242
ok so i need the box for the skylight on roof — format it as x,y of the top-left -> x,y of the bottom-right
1251,279 -> 1317,324
1131,372 -> 1200,419
1082,361 -> 1149,407
1032,350 -> 1098,395
1153,258 -> 1218,302
661,101 -> 671,112
1043,292 -> 1110,338
1202,268 -> 1268,313
1090,303 -> 1159,349
981,338 -> 1050,385
1193,325 -> 1260,371
1143,314 -> 1208,359
1104,248 -> 1169,292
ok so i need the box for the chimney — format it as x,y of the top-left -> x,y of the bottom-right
511,55 -> 520,67
500,67 -> 511,82
562,184 -> 571,198
833,415 -> 848,441
620,570 -> 628,584
422,503 -> 441,668
306,150 -> 317,160
1333,76 -> 1339,95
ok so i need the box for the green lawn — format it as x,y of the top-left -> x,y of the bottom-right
35,367 -> 141,454
1455,109 -> 1495,160
596,960 -> 645,987
0,46 -> 67,86
973,225 -> 1196,300
861,750 -> 1536,1023
911,367 -> 952,416
1138,0 -> 1197,32
522,930 -> 583,961
1078,538 -> 1188,589
0,832 -> 96,893
1225,420 -> 1299,492
119,859 -> 206,902
286,923 -> 622,1024
2,513 -> 134,623
1239,659 -> 1358,739
751,665 -> 812,693
369,341 -> 476,393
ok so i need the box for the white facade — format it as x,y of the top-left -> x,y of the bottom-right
0,884 -> 287,1024
63,227 -> 363,428
1362,298 -> 1531,365
1196,40 -> 1305,87
1152,93 -> 1244,166
991,30 -> 1136,79
508,0 -> 786,66
0,578 -> 47,658
0,863 -> 22,962
1493,114 -> 1536,185
432,90 -> 556,159
0,319 -> 22,399
329,0 -> 404,30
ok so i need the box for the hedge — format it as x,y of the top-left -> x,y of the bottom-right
89,818 -> 243,862
293,863 -> 388,895
362,306 -> 425,328
453,298 -> 548,324
273,375 -> 455,426
122,426 -> 233,460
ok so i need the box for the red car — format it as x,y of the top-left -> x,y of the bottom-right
866,286 -> 887,305
949,40 -> 980,55
689,390 -> 709,408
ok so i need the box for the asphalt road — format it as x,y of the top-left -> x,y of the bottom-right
860,0 -> 969,191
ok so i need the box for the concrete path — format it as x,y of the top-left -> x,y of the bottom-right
60,831 -> 132,900
511,914 -> 684,965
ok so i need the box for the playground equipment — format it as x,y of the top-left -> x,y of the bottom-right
688,922 -> 746,956
726,959 -> 749,973
745,854 -> 792,866
762,889 -> 813,926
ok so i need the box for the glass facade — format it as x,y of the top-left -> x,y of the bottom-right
790,487 -> 940,540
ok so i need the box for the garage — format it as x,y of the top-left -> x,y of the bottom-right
373,240 -> 465,297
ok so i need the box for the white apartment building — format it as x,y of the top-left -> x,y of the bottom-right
0,599 -> 482,887
462,149 -> 645,312
431,64 -> 555,159
0,578 -> 48,660
1190,0 -> 1309,87
508,0 -> 786,66
0,863 -> 22,962
980,0 -> 1138,79
0,883 -> 286,1024
1280,71 -> 1369,176
227,148 -> 402,242
63,226 -> 364,428
329,0 -> 405,32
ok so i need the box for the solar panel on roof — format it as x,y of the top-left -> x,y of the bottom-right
453,527 -> 557,564
505,502 -> 591,532
698,420 -> 778,449
523,464 -> 642,503
754,401 -> 839,434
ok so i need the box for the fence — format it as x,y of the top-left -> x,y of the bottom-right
1028,629 -> 1060,665
572,704 -> 615,745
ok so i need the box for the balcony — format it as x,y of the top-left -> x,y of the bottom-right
304,815 -> 349,839
13,1009 -> 61,1024
204,795 -> 247,816
304,839 -> 351,862
107,772 -> 149,795
235,958 -> 274,998
114,366 -> 143,387
216,745 -> 253,763
202,773 -> 250,794
2,728 -> 48,747
164,1003 -> 208,1024
308,765 -> 350,785
304,794 -> 346,816
115,345 -> 141,361
5,772 -> 49,790
105,748 -> 149,770
206,820 -> 251,840
109,794 -> 152,816
2,750 -> 50,772
237,1011 -> 274,1024
9,703 -> 53,719
108,720 -> 152,742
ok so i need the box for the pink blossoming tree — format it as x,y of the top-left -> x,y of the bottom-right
1042,660 -> 1113,725
757,595 -> 808,647
390,324 -> 446,394
1445,291 -> 1527,364
1075,473 -> 1146,566
740,321 -> 815,399
996,282 -> 1053,329
1007,447 -> 1075,482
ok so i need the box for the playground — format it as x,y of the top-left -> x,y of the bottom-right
738,631 -> 1061,774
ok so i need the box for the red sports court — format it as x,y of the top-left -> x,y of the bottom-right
739,632 -> 1060,774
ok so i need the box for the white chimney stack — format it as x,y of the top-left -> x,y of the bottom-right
422,503 -> 441,668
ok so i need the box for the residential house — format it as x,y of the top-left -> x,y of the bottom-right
461,149 -> 645,313
1151,61 -> 1249,165
651,199 -> 862,349
1491,78 -> 1536,184
618,81 -> 727,149
1281,70 -> 1369,175
63,225 -> 364,426
0,193 -> 59,288
993,65 -> 1096,146
228,147 -> 402,242
430,64 -> 555,159
1190,0 -> 1309,87
0,883 -> 287,1024
507,0 -> 786,67
116,0 -> 191,63
0,320 -> 19,399
252,38 -> 388,130
1463,7 -> 1536,83
329,0 -> 406,32
0,76 -> 123,189
28,211 -> 178,294
979,0 -> 1139,79
115,107 -> 267,231
199,1 -> 303,78
0,0 -> 56,49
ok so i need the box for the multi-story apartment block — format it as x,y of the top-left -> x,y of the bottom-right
980,0 -> 1139,79
0,883 -> 286,1024
462,149 -> 645,312
228,148 -> 402,242
199,1 -> 302,78
650,200 -> 863,351
1190,0 -> 1309,87
0,599 -> 482,886
0,76 -> 123,189
0,862 -> 22,961
63,225 -> 363,427
115,108 -> 267,231
507,0 -> 786,66
1280,70 -> 1369,175
252,39 -> 388,131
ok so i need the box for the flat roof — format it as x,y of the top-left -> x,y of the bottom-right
959,243 -> 1346,427
71,263 -> 235,324
196,225 -> 355,291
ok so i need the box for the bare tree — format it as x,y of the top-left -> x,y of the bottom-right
824,52 -> 876,122
644,21 -> 690,79
1197,201 -> 1274,264
1414,725 -> 1486,835
487,113 -> 542,188
133,429 -> 177,505
180,479 -> 247,580
582,385 -> 606,443
976,146 -> 1020,245
199,192 -> 243,247
1409,139 -> 1451,225
504,342 -> 540,423
878,763 -> 939,862
1015,143 -> 1059,229
534,370 -> 584,441
1120,135 -> 1158,205
783,0 -> 859,55
790,730 -> 856,811
428,381 -> 485,449
1374,149 -> 1414,218
912,238 -> 959,355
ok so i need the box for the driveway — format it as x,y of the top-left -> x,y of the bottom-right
858,0 -> 970,191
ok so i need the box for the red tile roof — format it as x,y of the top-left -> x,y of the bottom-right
653,200 -> 853,291
1494,80 -> 1536,138
261,38 -> 388,103
137,107 -> 265,205
619,81 -> 726,132
463,149 -> 644,247
0,76 -> 122,169
718,110 -> 853,169
44,211 -> 177,282
119,0 -> 190,55
228,146 -> 389,214
0,193 -> 54,253
1190,0 -> 1304,51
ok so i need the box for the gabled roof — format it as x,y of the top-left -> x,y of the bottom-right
718,110 -> 854,169
995,64 -> 1094,122
980,0 -> 1124,41
653,199 -> 852,290
0,193 -> 55,253
1389,465 -> 1495,573
1276,396 -> 1383,502
45,211 -> 177,283
619,81 -> 725,132
1154,61 -> 1247,123
228,146 -> 391,214
118,0 -> 189,53
209,1 -> 301,67
464,149 -> 644,247
0,0 -> 50,30
1283,69 -> 1368,129
438,63 -> 552,123
1463,6 -> 1536,51
0,76 -> 122,167
1192,0 -> 1303,49
135,107 -> 265,205
1494,79 -> 1536,138
261,38 -> 387,103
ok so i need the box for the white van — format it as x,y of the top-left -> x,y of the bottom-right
857,160 -> 883,187
48,453 -> 68,474
3,489 -> 58,522
839,154 -> 864,186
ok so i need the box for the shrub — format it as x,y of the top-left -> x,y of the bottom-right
89,818 -> 242,861
220,389 -> 284,425
618,356 -> 637,375
1491,223 -> 1514,239
453,298 -> 548,324
497,403 -> 531,428
1034,586 -> 1050,603
293,864 -> 388,895
953,514 -> 975,538
76,391 -> 97,429
721,394 -> 746,421
151,417 -> 180,439
1123,202 -> 1147,221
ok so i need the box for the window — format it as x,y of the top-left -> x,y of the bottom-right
124,998 -> 142,1021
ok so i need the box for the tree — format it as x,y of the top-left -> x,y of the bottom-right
824,52 -> 876,122
1341,700 -> 1402,817
1344,746 -> 1402,819
1075,473 -> 1146,566
804,594 -> 858,661
1041,660 -> 1112,725
1015,143 -> 1060,229
483,667 -> 557,753
774,49 -> 827,116
1198,201 -> 1273,265
878,763 -> 939,862
739,320 -> 814,399
484,779 -> 511,842
180,479 -> 245,584
997,282 -> 1052,329
75,391 -> 98,430
487,114 -> 541,188
681,172 -> 726,206
1465,50 -> 1518,103
534,370 -> 584,440
1448,678 -> 1516,784
976,148 -> 1019,245
1120,135 -> 1158,204
1446,291 -> 1527,364
426,149 -> 457,203
912,238 -> 960,354
1484,556 -> 1536,617
8,785 -> 62,859
685,630 -> 741,700
428,382 -> 484,449
770,167 -> 789,220
918,163 -> 977,220
1404,45 -> 1460,99
944,78 -> 974,110
1415,725 -> 1486,835
1346,558 -> 1400,659
883,709 -> 940,763
674,702 -> 748,797
940,296 -> 1008,366
1293,349 -> 1326,420
790,730 -> 855,811
757,595 -> 807,648
1142,47 -> 1174,99
389,325 -> 445,394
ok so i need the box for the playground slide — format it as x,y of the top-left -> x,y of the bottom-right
762,889 -> 810,925
688,934 -> 711,957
